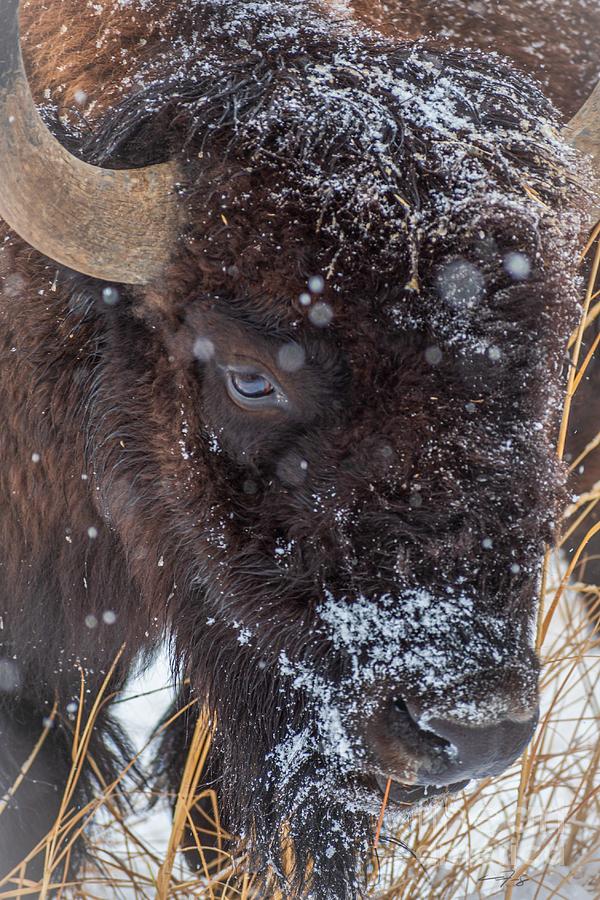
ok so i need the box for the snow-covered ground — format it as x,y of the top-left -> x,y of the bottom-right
80,654 -> 176,898
112,652 -> 176,854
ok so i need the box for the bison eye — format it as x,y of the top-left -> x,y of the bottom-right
225,368 -> 287,410
231,372 -> 274,398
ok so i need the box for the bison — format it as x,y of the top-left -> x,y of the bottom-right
0,0 -> 598,896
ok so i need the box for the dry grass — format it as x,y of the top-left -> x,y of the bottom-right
1,242 -> 599,899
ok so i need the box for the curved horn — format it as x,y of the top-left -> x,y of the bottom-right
565,81 -> 600,220
0,0 -> 181,285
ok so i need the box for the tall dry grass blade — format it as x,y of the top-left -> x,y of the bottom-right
374,778 -> 393,851
156,708 -> 212,898
540,521 -> 600,645
38,644 -> 127,898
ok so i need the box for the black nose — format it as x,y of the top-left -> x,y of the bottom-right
366,697 -> 538,788
407,703 -> 538,784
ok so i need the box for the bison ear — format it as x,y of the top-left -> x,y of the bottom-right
0,0 -> 182,285
565,81 -> 600,221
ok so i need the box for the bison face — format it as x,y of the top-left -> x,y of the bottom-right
78,27 -> 591,897
87,83 -> 584,883
80,55 -> 588,900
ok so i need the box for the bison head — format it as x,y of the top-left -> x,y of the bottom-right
0,0 -> 597,897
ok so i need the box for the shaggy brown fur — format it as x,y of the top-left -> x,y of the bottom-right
346,0 -> 599,116
0,2 -> 597,898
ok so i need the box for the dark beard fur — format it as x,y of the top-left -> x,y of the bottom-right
154,682 -> 375,900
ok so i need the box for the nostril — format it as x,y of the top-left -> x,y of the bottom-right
394,696 -> 447,739
392,696 -> 409,716
391,697 -> 454,755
